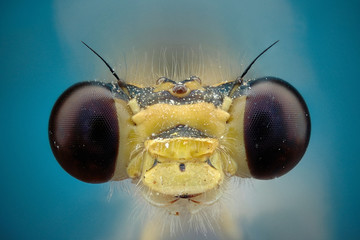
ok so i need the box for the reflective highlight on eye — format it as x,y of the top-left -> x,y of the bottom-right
243,77 -> 311,179
48,82 -> 119,183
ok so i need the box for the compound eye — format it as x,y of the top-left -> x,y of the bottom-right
49,82 -> 119,183
244,77 -> 310,179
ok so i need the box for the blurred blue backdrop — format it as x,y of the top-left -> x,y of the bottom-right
0,0 -> 359,239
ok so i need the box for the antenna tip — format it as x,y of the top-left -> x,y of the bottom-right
273,40 -> 280,46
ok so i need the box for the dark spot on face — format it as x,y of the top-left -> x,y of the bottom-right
179,163 -> 186,172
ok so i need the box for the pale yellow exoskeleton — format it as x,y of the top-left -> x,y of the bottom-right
49,42 -> 310,239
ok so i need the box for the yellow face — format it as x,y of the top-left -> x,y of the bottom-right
111,80 -> 244,213
49,47 -> 311,216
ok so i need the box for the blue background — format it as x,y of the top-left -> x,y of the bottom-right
0,0 -> 359,239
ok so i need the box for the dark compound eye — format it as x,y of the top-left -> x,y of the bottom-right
244,77 -> 311,179
48,82 -> 119,183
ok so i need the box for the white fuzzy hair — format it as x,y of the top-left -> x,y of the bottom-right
112,46 -> 247,86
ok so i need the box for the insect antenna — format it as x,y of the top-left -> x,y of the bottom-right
238,40 -> 279,83
81,41 -> 126,87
